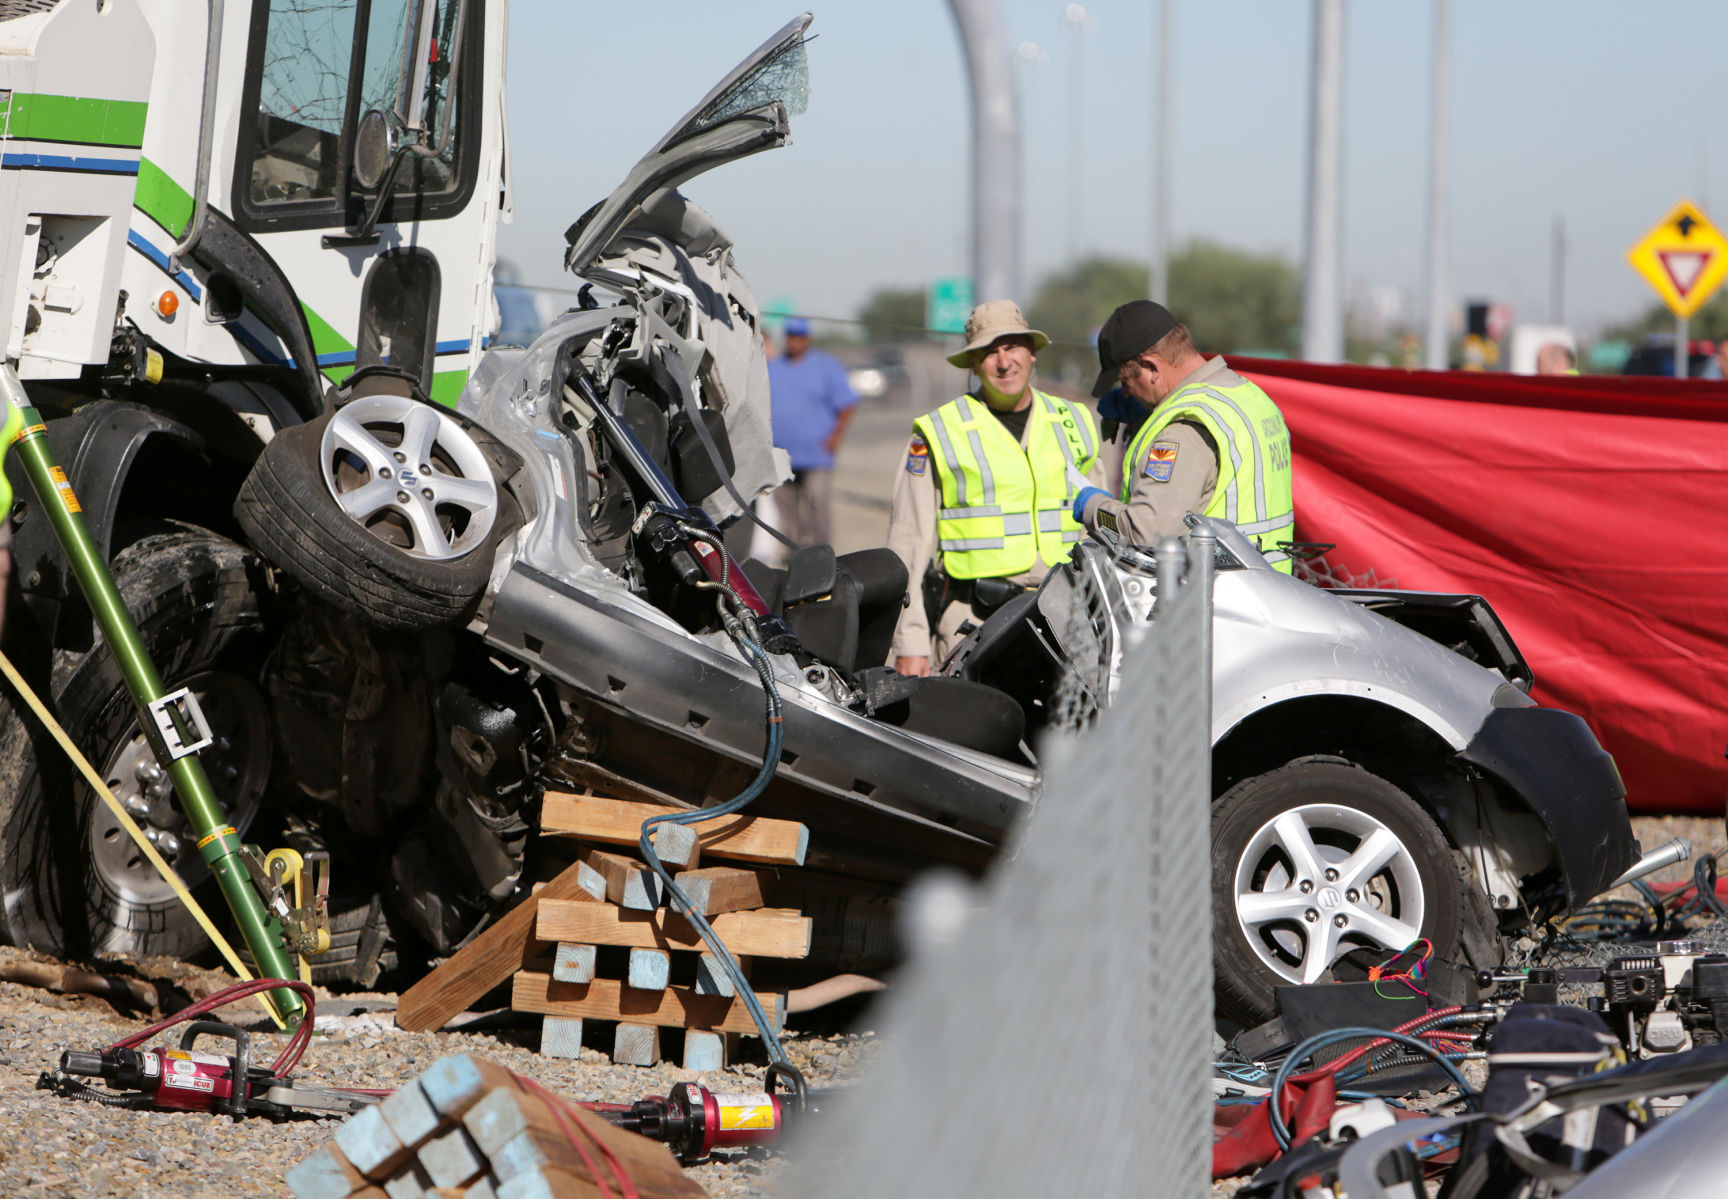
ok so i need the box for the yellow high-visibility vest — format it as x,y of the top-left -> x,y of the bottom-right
1123,375 -> 1294,571
915,390 -> 1100,579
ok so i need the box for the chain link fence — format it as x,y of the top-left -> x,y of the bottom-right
780,533 -> 1216,1198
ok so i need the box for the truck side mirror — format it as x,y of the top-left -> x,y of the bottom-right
353,110 -> 398,191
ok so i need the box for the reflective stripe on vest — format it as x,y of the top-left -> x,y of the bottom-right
1122,376 -> 1294,573
915,390 -> 1101,579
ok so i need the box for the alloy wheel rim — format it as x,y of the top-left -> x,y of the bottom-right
321,394 -> 498,560
1231,802 -> 1426,985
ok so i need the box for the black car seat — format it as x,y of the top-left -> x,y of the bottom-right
741,548 -> 1025,759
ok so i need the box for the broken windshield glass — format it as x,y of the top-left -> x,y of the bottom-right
656,15 -> 811,152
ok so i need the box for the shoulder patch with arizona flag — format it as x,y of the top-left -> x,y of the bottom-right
906,434 -> 929,475
1142,440 -> 1180,482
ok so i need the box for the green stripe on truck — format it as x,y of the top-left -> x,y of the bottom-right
2,93 -> 148,147
134,158 -> 193,238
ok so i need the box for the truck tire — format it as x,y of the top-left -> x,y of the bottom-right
1210,757 -> 1483,1026
0,526 -> 271,960
235,396 -> 519,631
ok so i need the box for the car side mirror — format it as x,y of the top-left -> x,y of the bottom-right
784,544 -> 837,606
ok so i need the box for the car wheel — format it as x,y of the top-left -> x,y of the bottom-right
0,527 -> 271,959
1210,757 -> 1472,1026
235,395 -> 519,631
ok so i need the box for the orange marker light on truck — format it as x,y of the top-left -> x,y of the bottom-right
154,291 -> 178,318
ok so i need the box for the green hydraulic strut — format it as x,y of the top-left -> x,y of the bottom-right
0,366 -> 304,1027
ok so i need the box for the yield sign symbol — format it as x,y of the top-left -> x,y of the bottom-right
1658,249 -> 1713,299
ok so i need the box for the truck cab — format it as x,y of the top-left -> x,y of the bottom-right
0,0 -> 507,419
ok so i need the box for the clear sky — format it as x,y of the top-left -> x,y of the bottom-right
497,1 -> 1728,340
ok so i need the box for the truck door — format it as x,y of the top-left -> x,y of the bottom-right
230,0 -> 498,405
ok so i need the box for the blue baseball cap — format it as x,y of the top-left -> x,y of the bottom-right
784,317 -> 810,337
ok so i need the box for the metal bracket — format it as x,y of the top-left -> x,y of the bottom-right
147,687 -> 214,759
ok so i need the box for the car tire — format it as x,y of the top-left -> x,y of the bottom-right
1210,757 -> 1480,1026
0,526 -> 272,960
235,397 -> 519,632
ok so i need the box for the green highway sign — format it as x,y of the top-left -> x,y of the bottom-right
927,277 -> 974,335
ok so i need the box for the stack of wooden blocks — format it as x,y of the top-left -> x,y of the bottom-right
285,1053 -> 703,1199
398,791 -> 819,1071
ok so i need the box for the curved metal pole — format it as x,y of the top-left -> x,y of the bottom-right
169,0 -> 222,272
945,0 -> 1022,305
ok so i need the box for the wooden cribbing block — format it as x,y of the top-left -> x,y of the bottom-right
378,1083 -> 442,1152
286,1144 -> 370,1199
539,1015 -> 584,1059
693,952 -> 747,998
628,947 -> 671,991
464,1083 -> 576,1157
674,865 -> 770,916
536,901 -> 811,958
581,848 -> 661,911
418,1126 -> 485,1190
551,943 -> 596,984
489,1122 -> 701,1198
613,1023 -> 661,1065
383,1162 -> 434,1199
335,1104 -> 413,1180
513,972 -> 784,1035
418,1054 -> 522,1119
541,792 -> 808,866
396,859 -> 606,1032
683,1029 -> 726,1072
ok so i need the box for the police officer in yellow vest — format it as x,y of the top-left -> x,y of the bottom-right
887,300 -> 1105,676
1071,301 -> 1294,570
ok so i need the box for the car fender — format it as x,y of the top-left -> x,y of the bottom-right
1210,568 -> 1504,750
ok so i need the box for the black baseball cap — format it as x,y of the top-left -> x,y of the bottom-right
1091,300 -> 1180,397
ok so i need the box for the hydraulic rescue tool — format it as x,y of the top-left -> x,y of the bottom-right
594,1065 -> 822,1163
39,979 -> 376,1119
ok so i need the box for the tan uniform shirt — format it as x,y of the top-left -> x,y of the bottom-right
885,396 -> 1108,662
1078,355 -> 1243,547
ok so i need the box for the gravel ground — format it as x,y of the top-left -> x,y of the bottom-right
0,946 -> 875,1198
0,816 -> 1717,1198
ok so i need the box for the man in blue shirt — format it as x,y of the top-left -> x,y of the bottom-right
767,317 -> 858,547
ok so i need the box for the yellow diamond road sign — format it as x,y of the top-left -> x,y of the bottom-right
1627,199 -> 1728,318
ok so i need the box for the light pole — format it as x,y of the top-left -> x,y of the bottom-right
1301,0 -> 1345,363
946,0 -> 1023,305
1150,0 -> 1172,305
1423,0 -> 1452,370
1061,4 -> 1097,265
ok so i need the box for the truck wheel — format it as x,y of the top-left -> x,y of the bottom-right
235,395 -> 518,631
0,527 -> 271,960
1210,757 -> 1477,1026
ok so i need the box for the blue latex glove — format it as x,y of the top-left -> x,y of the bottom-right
1096,386 -> 1148,442
1072,486 -> 1107,522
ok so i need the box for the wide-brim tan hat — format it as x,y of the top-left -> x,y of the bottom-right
946,299 -> 1051,368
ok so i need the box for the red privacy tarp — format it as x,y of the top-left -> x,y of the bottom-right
1234,358 -> 1728,815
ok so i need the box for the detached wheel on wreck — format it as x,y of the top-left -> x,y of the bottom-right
0,526 -> 271,959
1210,757 -> 1485,1026
235,388 -> 518,631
